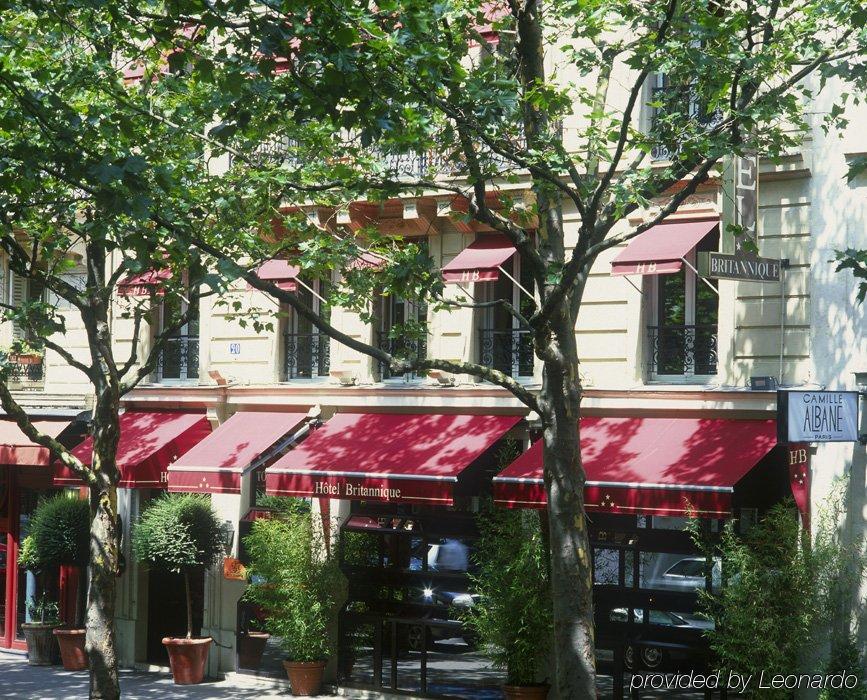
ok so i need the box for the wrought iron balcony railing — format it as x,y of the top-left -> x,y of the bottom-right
378,334 -> 427,380
647,325 -> 718,377
156,335 -> 199,382
284,332 -> 330,380
478,328 -> 534,379
7,355 -> 44,384
649,85 -> 724,162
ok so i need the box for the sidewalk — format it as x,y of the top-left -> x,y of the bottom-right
0,651 -> 343,699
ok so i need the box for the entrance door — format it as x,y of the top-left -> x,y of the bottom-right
146,568 -> 204,663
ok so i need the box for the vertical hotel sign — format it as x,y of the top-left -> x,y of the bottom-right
735,153 -> 759,250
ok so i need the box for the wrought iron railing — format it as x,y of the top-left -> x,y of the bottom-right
7,356 -> 44,383
378,334 -> 427,380
478,328 -> 534,378
156,335 -> 199,382
284,332 -> 331,380
647,325 -> 718,376
649,85 -> 724,161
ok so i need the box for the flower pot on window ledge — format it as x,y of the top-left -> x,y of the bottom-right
9,353 -> 43,365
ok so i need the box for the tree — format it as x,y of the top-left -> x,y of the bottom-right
2,1 -> 866,698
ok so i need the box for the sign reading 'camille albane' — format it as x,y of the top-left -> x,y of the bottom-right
778,390 -> 860,443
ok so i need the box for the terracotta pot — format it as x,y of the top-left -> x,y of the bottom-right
503,684 -> 550,700
238,631 -> 270,669
10,354 -> 42,365
22,622 -> 60,666
283,660 -> 327,696
53,628 -> 87,670
162,637 -> 212,685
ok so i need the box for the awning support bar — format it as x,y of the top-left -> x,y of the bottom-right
680,257 -> 719,296
497,265 -> 534,302
295,278 -> 328,305
623,276 -> 644,296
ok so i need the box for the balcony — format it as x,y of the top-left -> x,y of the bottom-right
649,85 -> 724,161
7,354 -> 45,390
378,334 -> 427,380
284,332 -> 330,380
156,335 -> 199,382
478,328 -> 534,379
647,325 -> 718,377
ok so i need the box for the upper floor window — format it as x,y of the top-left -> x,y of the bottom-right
646,232 -> 719,379
648,73 -> 723,162
377,295 -> 428,381
477,250 -> 535,380
156,287 -> 199,384
282,278 -> 331,381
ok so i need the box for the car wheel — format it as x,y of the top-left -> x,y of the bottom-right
407,625 -> 426,651
624,646 -> 635,671
640,646 -> 665,670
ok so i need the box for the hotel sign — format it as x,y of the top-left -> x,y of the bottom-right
706,252 -> 782,282
778,390 -> 860,443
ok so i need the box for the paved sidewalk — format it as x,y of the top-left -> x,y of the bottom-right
0,651 -> 343,699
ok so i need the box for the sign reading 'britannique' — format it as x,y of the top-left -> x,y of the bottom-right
706,252 -> 782,282
777,390 -> 860,443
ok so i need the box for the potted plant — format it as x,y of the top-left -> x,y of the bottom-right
6,339 -> 44,364
19,494 -> 90,670
20,593 -> 61,666
132,493 -> 225,685
463,505 -> 552,699
237,612 -> 270,670
243,504 -> 342,696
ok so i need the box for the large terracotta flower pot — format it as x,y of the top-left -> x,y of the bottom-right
53,628 -> 87,670
162,637 -> 212,685
283,660 -> 327,696
238,631 -> 270,669
21,622 -> 60,666
503,684 -> 550,700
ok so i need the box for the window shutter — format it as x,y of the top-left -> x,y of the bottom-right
10,273 -> 27,340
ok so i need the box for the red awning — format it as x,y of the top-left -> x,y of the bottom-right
117,269 -> 171,296
610,220 -> 719,276
442,235 -> 517,283
167,411 -> 308,494
0,420 -> 71,467
54,412 -> 211,489
266,413 -> 523,505
494,417 -> 777,517
254,259 -> 301,292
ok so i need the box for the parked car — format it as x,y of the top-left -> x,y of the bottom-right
645,556 -> 721,592
608,607 -> 714,670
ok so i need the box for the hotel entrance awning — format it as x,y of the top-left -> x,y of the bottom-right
0,420 -> 72,466
54,412 -> 211,489
167,411 -> 309,494
441,235 -> 517,283
493,417 -> 777,517
610,219 -> 719,276
266,412 -> 523,505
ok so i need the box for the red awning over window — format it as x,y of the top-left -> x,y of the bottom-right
167,411 -> 308,494
441,235 -> 517,283
610,219 -> 719,276
117,269 -> 171,296
266,412 -> 523,505
494,417 -> 777,517
54,412 -> 211,489
255,259 -> 301,292
0,420 -> 71,467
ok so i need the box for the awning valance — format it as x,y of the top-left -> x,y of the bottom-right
494,417 -> 777,517
167,411 -> 308,494
254,259 -> 301,292
266,412 -> 523,505
0,420 -> 72,467
610,219 -> 719,276
55,412 -> 211,489
441,235 -> 517,283
117,269 -> 171,296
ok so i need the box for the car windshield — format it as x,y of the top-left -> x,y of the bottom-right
665,559 -> 707,577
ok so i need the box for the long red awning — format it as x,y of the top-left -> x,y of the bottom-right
494,417 -> 777,517
610,220 -> 719,276
254,259 -> 300,292
167,411 -> 308,494
0,420 -> 71,467
442,235 -> 517,283
266,413 -> 523,505
54,412 -> 211,489
117,269 -> 171,296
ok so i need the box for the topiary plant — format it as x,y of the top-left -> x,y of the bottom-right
132,493 -> 225,639
24,494 -> 89,570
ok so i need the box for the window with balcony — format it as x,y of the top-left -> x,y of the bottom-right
377,295 -> 428,381
646,234 -> 719,380
477,254 -> 535,380
156,291 -> 199,383
282,278 -> 331,380
648,73 -> 723,162
7,270 -> 46,385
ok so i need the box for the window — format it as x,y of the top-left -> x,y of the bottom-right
377,295 -> 427,381
477,253 -> 534,379
282,277 -> 331,380
156,284 -> 199,383
648,73 -> 723,162
647,232 -> 719,379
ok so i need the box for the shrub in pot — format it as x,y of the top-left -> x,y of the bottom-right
20,494 -> 90,669
243,504 -> 342,696
20,594 -> 62,666
132,493 -> 224,684
237,614 -> 270,670
463,505 -> 552,699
